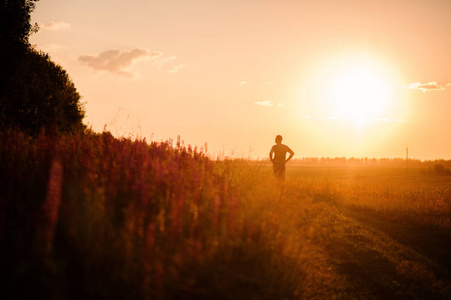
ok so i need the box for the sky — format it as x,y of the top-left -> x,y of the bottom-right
30,0 -> 451,160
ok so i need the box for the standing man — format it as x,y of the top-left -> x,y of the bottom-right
269,135 -> 294,184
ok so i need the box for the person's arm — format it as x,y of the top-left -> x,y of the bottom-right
269,146 -> 275,162
285,147 -> 294,163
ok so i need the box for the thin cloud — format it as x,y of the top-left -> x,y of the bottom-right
239,81 -> 247,85
39,21 -> 71,31
153,55 -> 177,66
255,100 -> 285,107
255,100 -> 274,106
168,64 -> 185,73
78,49 -> 163,77
405,82 -> 449,92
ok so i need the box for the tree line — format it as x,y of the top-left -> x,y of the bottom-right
290,157 -> 451,169
0,0 -> 85,134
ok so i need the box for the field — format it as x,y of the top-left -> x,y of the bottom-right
1,129 -> 451,299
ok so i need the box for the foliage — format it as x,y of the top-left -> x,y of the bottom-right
0,0 -> 85,134
1,48 -> 85,134
0,0 -> 39,45
0,129 -> 300,298
0,0 -> 39,85
433,164 -> 448,175
1,129 -> 450,299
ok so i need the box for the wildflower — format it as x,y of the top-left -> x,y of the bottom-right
40,158 -> 63,256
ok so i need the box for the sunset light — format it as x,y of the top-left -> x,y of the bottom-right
3,1 -> 451,298
327,59 -> 392,125
25,0 -> 451,159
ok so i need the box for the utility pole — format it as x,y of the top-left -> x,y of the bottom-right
406,146 -> 409,171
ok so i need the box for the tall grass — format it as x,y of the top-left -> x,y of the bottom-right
1,129 -> 333,299
2,129 -> 449,298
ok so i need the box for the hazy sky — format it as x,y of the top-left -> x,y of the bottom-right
31,0 -> 451,159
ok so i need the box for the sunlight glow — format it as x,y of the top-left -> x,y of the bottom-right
326,57 -> 393,125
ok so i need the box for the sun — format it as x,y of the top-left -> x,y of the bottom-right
326,57 -> 393,124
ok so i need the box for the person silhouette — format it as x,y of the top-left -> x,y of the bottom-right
269,135 -> 294,186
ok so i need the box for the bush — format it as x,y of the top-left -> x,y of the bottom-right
433,164 -> 446,175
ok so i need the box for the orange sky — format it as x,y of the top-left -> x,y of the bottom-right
31,0 -> 451,160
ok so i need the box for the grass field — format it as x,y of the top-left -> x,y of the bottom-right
1,129 -> 450,299
284,166 -> 451,298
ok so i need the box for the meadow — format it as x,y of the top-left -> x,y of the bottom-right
1,129 -> 450,299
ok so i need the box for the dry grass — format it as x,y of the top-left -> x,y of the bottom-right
288,166 -> 451,230
1,129 -> 450,299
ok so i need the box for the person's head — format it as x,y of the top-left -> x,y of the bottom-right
275,135 -> 283,144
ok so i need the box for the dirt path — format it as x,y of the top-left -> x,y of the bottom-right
325,203 -> 451,299
341,206 -> 451,278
